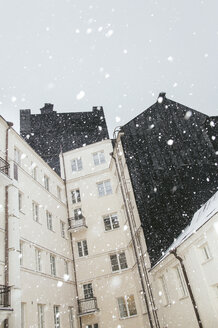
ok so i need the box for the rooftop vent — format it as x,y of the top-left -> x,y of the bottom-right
40,103 -> 54,114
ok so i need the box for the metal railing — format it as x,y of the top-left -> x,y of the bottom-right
78,297 -> 98,315
0,285 -> 11,308
68,217 -> 87,231
0,157 -> 10,176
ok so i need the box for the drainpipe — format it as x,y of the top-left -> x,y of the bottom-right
170,249 -> 203,328
4,122 -> 13,328
60,149 -> 82,328
111,152 -> 154,328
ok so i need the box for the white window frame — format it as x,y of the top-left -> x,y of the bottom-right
93,151 -> 106,166
71,158 -> 83,172
77,240 -> 88,257
83,283 -> 94,299
20,241 -> 24,265
57,186 -> 61,200
44,175 -> 49,191
35,248 -> 42,272
54,305 -> 60,328
117,294 -> 137,318
64,260 -> 69,275
21,302 -> 26,328
47,211 -> 53,231
175,265 -> 188,298
71,189 -> 81,204
33,202 -> 39,222
103,213 -> 119,231
110,252 -> 128,272
200,243 -> 211,262
18,191 -> 23,212
159,275 -> 170,306
37,304 -> 45,328
31,162 -> 37,180
50,254 -> 56,276
60,221 -> 65,238
97,180 -> 112,197
68,307 -> 74,328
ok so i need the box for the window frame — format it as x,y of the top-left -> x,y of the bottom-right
35,248 -> 42,272
110,252 -> 128,272
50,254 -> 56,276
103,213 -> 119,231
83,283 -> 94,299
32,201 -> 39,222
44,175 -> 50,191
60,221 -> 65,238
93,150 -> 106,166
71,157 -> 83,172
54,305 -> 60,328
159,275 -> 170,306
37,304 -> 45,328
97,180 -> 112,197
46,211 -> 53,231
71,189 -> 81,204
77,240 -> 88,257
175,265 -> 188,298
117,294 -> 137,319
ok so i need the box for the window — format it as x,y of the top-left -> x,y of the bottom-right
35,248 -> 42,272
110,252 -> 128,272
93,151 -> 106,166
50,254 -> 56,276
14,148 -> 21,180
18,192 -> 23,211
60,221 -> 65,238
117,295 -> 137,318
38,304 -> 45,328
77,240 -> 88,257
31,162 -> 37,180
74,208 -> 83,220
83,283 -> 94,299
54,305 -> 60,328
68,307 -> 74,328
47,211 -> 53,230
159,275 -> 170,305
103,214 -> 119,231
64,260 -> 69,275
21,303 -> 26,328
71,158 -> 83,172
44,175 -> 49,191
201,243 -> 211,261
20,241 -> 24,265
32,202 -> 39,222
57,186 -> 61,200
71,189 -> 81,204
86,325 -> 98,328
97,180 -> 112,197
175,265 -> 188,298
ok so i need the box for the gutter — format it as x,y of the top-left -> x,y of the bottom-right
170,249 -> 203,328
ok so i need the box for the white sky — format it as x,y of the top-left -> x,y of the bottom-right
0,0 -> 218,136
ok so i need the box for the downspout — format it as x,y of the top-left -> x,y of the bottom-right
170,249 -> 203,328
111,152 -> 154,328
5,122 -> 13,328
61,150 -> 82,328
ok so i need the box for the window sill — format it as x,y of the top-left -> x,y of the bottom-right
33,220 -> 42,225
178,295 -> 189,301
120,314 -> 138,320
202,257 -> 213,265
104,227 -> 120,233
111,268 -> 129,274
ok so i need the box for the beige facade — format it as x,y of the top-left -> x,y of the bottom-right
1,114 -> 218,328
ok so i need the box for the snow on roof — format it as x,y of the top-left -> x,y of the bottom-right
153,191 -> 218,268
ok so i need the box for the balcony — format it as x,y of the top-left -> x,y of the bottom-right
68,216 -> 88,232
0,157 -> 10,176
78,297 -> 99,316
0,285 -> 11,308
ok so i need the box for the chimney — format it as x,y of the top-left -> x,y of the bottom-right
157,92 -> 166,104
40,103 -> 54,114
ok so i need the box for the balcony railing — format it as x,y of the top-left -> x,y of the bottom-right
0,285 -> 11,308
0,157 -> 10,176
78,297 -> 98,316
68,217 -> 87,232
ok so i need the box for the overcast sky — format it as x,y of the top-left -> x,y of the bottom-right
0,0 -> 218,136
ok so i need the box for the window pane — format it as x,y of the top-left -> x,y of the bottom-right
99,152 -> 105,164
104,217 -> 112,231
105,181 -> 112,195
71,160 -> 76,172
119,252 -> 128,270
93,153 -> 99,166
118,297 -> 128,318
83,283 -> 93,299
97,183 -> 105,197
110,254 -> 119,272
127,295 -> 137,316
111,215 -> 119,229
77,242 -> 83,257
83,240 -> 88,256
77,158 -> 83,171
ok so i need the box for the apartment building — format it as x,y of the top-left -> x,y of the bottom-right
151,191 -> 218,328
0,115 -> 158,328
